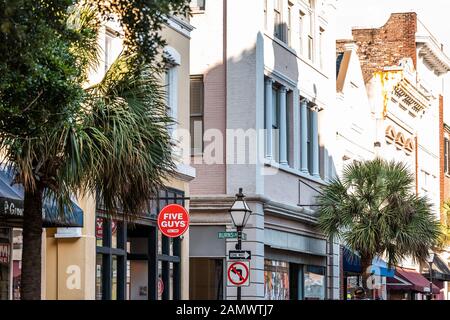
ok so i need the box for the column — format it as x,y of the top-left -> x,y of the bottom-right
300,98 -> 309,173
265,78 -> 274,159
311,106 -> 320,178
279,86 -> 288,165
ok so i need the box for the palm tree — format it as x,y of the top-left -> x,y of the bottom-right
1,4 -> 176,299
317,159 -> 441,295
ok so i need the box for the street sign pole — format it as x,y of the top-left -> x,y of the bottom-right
236,226 -> 242,301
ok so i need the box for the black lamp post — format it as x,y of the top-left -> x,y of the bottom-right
228,188 -> 252,301
426,250 -> 435,300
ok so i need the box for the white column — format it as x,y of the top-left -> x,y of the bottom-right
279,86 -> 288,165
300,98 -> 309,173
293,90 -> 300,170
265,78 -> 274,159
311,107 -> 320,178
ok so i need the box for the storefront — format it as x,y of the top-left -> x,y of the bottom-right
263,228 -> 328,300
189,226 -> 226,300
342,247 -> 394,300
421,254 -> 450,300
95,188 -> 185,300
0,167 -> 83,300
264,259 -> 326,300
387,267 -> 440,300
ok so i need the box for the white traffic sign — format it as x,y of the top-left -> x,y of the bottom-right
228,250 -> 251,260
227,261 -> 250,287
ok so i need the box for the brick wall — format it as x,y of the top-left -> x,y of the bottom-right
351,12 -> 418,82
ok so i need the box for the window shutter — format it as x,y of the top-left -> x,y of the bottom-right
190,76 -> 203,115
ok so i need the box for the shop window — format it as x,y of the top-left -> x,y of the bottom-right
95,188 -> 184,300
190,258 -> 224,300
264,259 -> 290,300
304,265 -> 325,300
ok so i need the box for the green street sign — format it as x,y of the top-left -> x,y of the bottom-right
218,232 -> 247,240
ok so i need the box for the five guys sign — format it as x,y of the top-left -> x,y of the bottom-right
157,204 -> 189,238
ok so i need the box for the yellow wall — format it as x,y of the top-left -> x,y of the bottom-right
44,18 -> 193,300
45,195 -> 96,300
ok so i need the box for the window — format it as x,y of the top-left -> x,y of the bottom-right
304,265 -> 325,300
190,258 -> 224,300
190,0 -> 205,11
95,218 -> 127,300
287,2 -> 293,46
104,30 -> 116,73
307,107 -> 313,173
264,260 -> 289,300
307,11 -> 314,61
273,0 -> 283,41
319,27 -> 325,70
445,138 -> 450,174
95,189 -> 184,300
272,86 -> 281,162
264,0 -> 268,30
299,11 -> 305,55
165,66 -> 178,139
190,75 -> 204,155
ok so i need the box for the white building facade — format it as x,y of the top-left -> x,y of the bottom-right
188,0 -> 340,300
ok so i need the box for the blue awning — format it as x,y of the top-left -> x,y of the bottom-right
0,168 -> 83,228
343,247 -> 395,277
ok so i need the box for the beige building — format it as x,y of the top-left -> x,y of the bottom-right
0,15 -> 194,300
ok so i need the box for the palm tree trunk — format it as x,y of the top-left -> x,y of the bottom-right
360,255 -> 373,299
20,185 -> 44,300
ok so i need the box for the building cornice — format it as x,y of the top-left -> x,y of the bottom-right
416,35 -> 450,75
164,15 -> 194,38
189,194 -> 318,226
393,77 -> 430,115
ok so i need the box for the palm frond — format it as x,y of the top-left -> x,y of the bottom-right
317,159 -> 441,265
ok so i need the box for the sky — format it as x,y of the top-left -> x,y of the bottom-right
335,0 -> 450,50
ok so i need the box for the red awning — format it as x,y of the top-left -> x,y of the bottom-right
387,267 -> 440,294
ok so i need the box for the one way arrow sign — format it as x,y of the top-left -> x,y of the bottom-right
228,250 -> 252,260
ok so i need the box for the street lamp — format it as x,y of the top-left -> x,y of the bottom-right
426,250 -> 435,300
228,188 -> 252,301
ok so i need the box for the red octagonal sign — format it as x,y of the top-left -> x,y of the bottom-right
157,204 -> 189,238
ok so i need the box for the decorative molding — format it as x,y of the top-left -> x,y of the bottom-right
165,15 -> 194,38
416,36 -> 450,75
385,126 -> 415,154
163,46 -> 181,65
385,126 -> 396,143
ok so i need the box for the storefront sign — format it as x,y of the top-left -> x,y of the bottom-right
227,261 -> 250,287
0,243 -> 10,264
95,218 -> 117,239
157,204 -> 189,238
229,250 -> 251,260
218,231 -> 247,240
